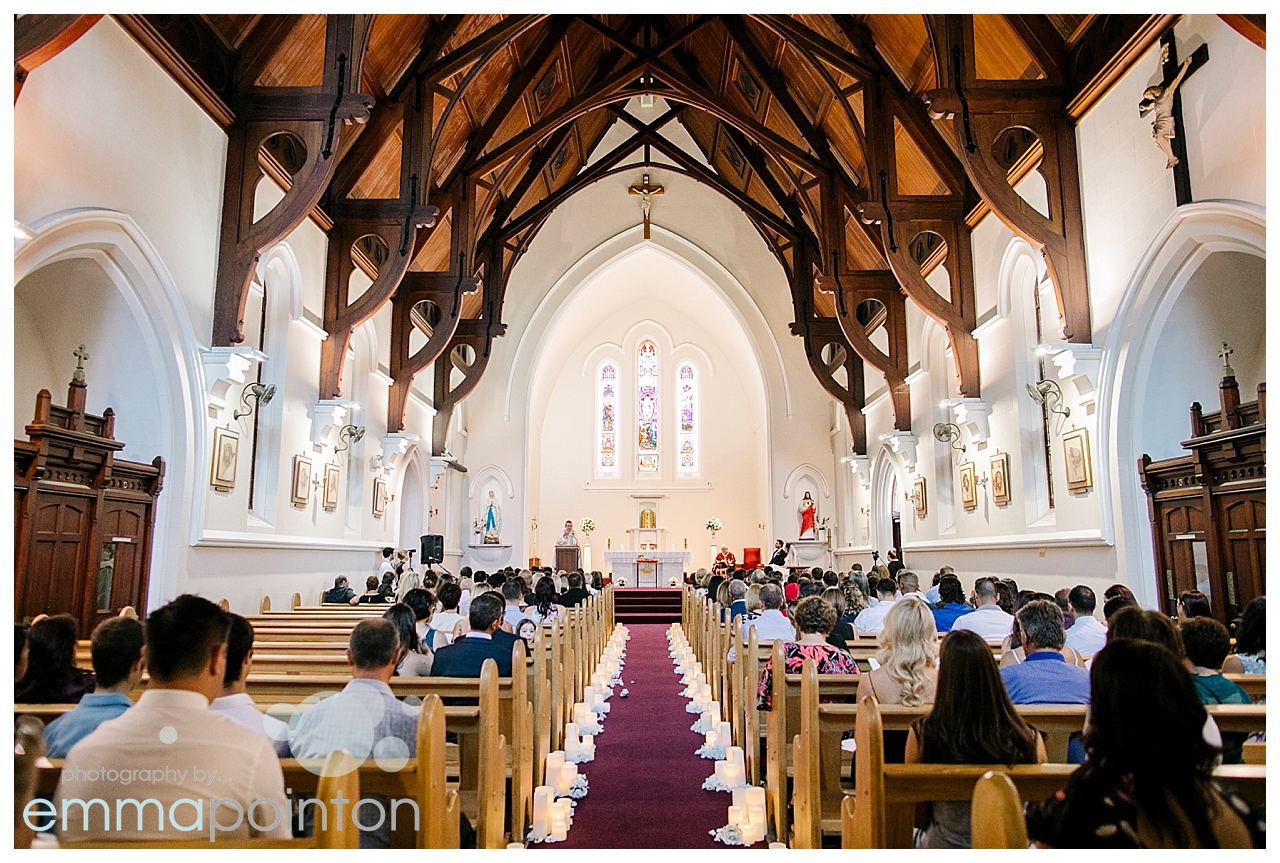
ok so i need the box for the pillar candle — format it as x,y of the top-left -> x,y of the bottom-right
732,787 -> 748,810
545,750 -> 565,786
745,786 -> 766,810
739,821 -> 756,844
708,701 -> 721,726
573,702 -> 588,724
704,730 -> 717,749
558,762 -> 578,793
581,734 -> 595,758
748,805 -> 766,831
714,760 -> 729,784
718,722 -> 733,749
531,786 -> 552,841
726,745 -> 744,768
728,805 -> 745,828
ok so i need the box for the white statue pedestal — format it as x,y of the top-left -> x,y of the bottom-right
789,540 -> 828,569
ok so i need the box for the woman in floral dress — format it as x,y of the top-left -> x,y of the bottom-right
757,595 -> 858,710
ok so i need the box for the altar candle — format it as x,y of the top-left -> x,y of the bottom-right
532,786 -> 552,841
728,805 -> 745,828
545,750 -> 565,786
727,745 -> 744,768
718,722 -> 733,749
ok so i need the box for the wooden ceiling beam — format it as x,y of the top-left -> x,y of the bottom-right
408,14 -> 548,93
752,14 -> 876,81
1002,14 -> 1066,85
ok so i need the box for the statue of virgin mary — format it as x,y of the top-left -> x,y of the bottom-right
482,491 -> 502,544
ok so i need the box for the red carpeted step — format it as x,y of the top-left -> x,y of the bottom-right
613,587 -> 683,624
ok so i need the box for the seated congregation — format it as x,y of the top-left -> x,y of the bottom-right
15,564 -> 615,849
687,563 -> 1265,848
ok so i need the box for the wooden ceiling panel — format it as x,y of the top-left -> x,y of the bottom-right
844,209 -> 886,272
440,14 -> 507,57
777,44 -> 828,123
743,17 -> 782,64
487,90 -> 534,155
893,117 -> 948,197
463,45 -> 518,131
254,13 -> 327,88
409,210 -> 452,273
203,14 -> 260,50
974,15 -> 1045,80
460,280 -> 485,319
813,279 -> 837,317
364,15 -> 434,95
512,18 -> 554,65
1047,14 -> 1091,47
789,14 -> 852,49
686,18 -> 730,95
823,104 -> 867,186
863,15 -> 935,94
347,120 -> 402,199
566,27 -> 606,96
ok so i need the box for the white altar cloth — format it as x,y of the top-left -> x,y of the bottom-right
602,550 -> 692,587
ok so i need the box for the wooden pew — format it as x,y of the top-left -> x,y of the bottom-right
834,696 -> 1267,848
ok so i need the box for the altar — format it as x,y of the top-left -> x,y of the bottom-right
602,550 -> 691,587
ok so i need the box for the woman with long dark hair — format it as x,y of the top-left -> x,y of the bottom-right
906,628 -> 1044,848
15,615 -> 95,703
524,575 -> 566,625
383,603 -> 432,676
1026,639 -> 1262,847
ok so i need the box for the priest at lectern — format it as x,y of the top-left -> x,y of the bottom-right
556,521 -> 578,546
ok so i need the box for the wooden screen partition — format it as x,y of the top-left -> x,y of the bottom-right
14,365 -> 164,631
1139,366 -> 1265,624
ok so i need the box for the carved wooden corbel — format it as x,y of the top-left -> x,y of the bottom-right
797,319 -> 868,455
921,14 -> 1092,344
319,74 -> 441,400
857,73 -> 981,398
211,15 -> 374,348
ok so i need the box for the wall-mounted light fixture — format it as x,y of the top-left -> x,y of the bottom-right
933,422 -> 965,453
334,424 -> 365,453
233,382 -> 276,419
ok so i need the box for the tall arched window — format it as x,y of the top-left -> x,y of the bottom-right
677,363 -> 697,473
637,340 -> 659,472
598,363 -> 618,472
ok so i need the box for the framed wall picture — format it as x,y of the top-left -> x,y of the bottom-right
990,452 -> 1011,506
372,476 -> 387,518
291,455 -> 312,507
959,461 -> 978,511
322,463 -> 341,511
1062,427 -> 1093,492
913,476 -> 927,520
210,426 -> 239,491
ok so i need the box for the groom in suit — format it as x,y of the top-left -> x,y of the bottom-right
431,591 -> 515,678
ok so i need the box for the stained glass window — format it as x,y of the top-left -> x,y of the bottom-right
637,340 -> 659,472
677,363 -> 697,472
598,363 -> 617,472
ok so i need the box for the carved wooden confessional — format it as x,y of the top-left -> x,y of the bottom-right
14,359 -> 164,630
1138,366 -> 1265,625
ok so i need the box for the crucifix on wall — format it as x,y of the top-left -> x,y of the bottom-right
628,172 -> 664,239
1139,32 -> 1209,206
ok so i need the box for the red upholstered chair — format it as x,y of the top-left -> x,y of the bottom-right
742,547 -> 762,569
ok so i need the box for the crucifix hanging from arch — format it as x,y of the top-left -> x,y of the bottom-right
628,172 -> 664,239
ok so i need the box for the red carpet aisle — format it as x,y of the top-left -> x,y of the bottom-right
551,624 -> 727,848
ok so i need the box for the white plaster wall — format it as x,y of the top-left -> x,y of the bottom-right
457,166 -> 838,571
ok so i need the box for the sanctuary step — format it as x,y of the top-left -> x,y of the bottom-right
613,588 -> 683,624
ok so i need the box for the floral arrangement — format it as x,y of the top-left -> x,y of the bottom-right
705,517 -> 723,534
578,517 -> 595,535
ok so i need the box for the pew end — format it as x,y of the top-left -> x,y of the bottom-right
971,771 -> 1028,849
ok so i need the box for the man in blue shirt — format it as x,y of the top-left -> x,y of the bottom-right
930,574 -> 973,632
1000,599 -> 1091,762
43,616 -> 145,757
1000,599 -> 1091,704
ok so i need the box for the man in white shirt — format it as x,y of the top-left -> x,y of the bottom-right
55,595 -> 291,842
951,578 -> 1015,641
555,521 -> 578,546
291,619 -> 418,848
210,615 -> 291,756
853,580 -> 901,634
1063,584 -> 1108,659
729,583 -> 795,662
500,581 -> 528,630
897,571 -> 930,604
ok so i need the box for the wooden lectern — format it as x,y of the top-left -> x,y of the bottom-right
555,545 -> 580,572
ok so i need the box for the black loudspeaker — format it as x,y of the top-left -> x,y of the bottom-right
421,534 -> 444,565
